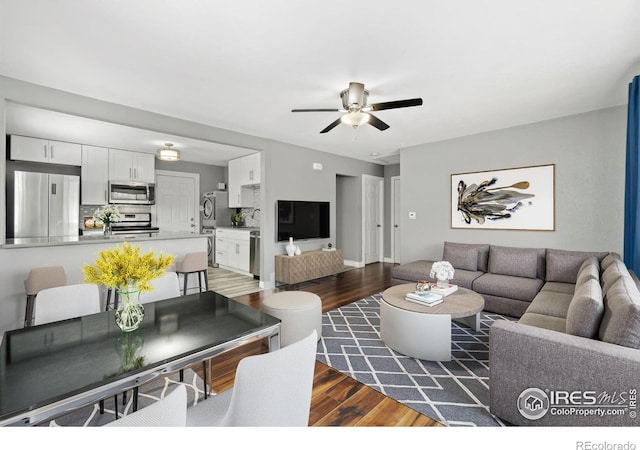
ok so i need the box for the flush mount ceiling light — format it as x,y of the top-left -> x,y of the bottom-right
157,143 -> 180,161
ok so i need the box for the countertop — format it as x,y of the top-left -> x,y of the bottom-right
216,226 -> 260,232
1,231 -> 209,249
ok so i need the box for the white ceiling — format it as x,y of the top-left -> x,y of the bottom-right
1,0 -> 639,166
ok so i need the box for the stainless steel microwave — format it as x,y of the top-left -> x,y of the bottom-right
108,181 -> 155,205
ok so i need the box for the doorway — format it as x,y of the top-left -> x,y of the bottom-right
155,170 -> 200,233
362,175 -> 384,265
391,176 -> 401,264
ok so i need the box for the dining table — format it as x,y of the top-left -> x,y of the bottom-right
0,290 -> 281,426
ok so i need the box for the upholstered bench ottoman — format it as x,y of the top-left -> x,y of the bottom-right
261,291 -> 322,347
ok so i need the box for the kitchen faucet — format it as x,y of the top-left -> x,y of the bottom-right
251,208 -> 261,219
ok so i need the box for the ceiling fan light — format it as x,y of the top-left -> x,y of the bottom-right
341,112 -> 370,127
157,143 -> 180,161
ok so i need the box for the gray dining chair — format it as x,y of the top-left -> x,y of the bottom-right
104,385 -> 187,427
186,330 -> 317,427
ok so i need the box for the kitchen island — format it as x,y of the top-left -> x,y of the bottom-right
0,233 -> 209,335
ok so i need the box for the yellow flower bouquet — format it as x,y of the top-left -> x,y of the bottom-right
82,242 -> 175,291
83,242 -> 175,332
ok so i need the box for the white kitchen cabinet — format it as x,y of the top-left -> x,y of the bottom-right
81,145 -> 110,205
215,228 -> 250,273
228,153 -> 260,208
10,135 -> 82,166
108,149 -> 155,183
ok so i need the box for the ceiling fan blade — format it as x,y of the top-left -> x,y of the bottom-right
291,108 -> 340,112
320,117 -> 342,133
368,98 -> 423,111
367,114 -> 390,131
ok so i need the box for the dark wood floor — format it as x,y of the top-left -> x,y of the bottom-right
196,263 -> 443,427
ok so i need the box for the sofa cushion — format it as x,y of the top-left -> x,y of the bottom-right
525,291 -> 573,319
443,243 -> 478,272
473,273 -> 544,302
443,242 -> 490,272
566,278 -> 604,339
601,260 -> 632,296
545,249 -> 608,284
599,276 -> 640,349
540,282 -> 575,295
488,245 -> 539,279
391,260 -> 435,282
519,312 -> 567,333
575,257 -> 600,286
450,269 -> 484,290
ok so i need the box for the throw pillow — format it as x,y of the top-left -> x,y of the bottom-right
443,244 -> 478,272
575,257 -> 600,286
600,252 -> 622,272
601,260 -> 631,296
599,276 -> 640,349
545,249 -> 606,284
566,278 -> 604,338
442,242 -> 490,272
488,245 -> 538,279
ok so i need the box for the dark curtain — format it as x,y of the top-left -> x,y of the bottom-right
624,75 -> 640,274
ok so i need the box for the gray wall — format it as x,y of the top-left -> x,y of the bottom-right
260,144 -> 383,285
399,106 -> 627,263
336,175 -> 361,262
383,164 -> 400,259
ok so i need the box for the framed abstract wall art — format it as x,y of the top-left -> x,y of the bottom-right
451,164 -> 555,230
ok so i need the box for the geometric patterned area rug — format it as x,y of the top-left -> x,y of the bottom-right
316,293 -> 515,427
44,369 -> 206,426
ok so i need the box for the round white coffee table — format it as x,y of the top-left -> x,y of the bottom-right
380,284 -> 485,361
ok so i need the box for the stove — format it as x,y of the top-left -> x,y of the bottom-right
111,212 -> 159,235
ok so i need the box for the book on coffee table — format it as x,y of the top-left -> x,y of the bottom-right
405,291 -> 443,307
430,284 -> 458,296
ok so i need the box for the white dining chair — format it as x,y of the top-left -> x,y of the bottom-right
186,330 -> 318,427
104,385 -> 187,427
33,283 -> 101,325
139,271 -> 181,304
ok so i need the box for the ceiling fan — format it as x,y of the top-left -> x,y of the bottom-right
292,82 -> 423,133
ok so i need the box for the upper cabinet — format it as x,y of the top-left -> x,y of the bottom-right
81,145 -> 109,205
228,152 -> 261,208
10,135 -> 81,166
108,149 -> 155,183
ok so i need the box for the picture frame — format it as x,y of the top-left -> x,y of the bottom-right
451,164 -> 555,230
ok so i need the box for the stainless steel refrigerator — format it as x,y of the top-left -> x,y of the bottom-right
14,170 -> 80,238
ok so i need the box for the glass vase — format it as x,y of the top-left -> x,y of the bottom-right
103,223 -> 112,237
436,278 -> 449,289
115,289 -> 145,332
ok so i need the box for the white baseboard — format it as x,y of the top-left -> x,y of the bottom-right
344,259 -> 364,268
384,257 -> 396,263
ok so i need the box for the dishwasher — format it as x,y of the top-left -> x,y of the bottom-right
249,230 -> 260,279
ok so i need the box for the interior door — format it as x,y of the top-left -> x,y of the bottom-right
155,172 -> 198,232
363,175 -> 383,264
392,176 -> 401,264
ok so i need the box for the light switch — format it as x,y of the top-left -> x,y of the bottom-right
409,212 -> 416,219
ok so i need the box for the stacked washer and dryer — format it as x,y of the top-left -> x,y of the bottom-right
201,191 -> 231,266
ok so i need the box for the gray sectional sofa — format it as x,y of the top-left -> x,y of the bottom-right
391,242 -> 640,426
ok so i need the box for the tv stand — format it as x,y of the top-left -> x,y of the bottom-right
275,249 -> 344,285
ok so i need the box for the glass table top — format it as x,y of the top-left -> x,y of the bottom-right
0,291 -> 280,424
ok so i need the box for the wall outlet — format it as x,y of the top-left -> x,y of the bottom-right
409,212 -> 416,219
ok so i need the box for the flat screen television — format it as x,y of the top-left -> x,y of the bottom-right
277,200 -> 330,241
